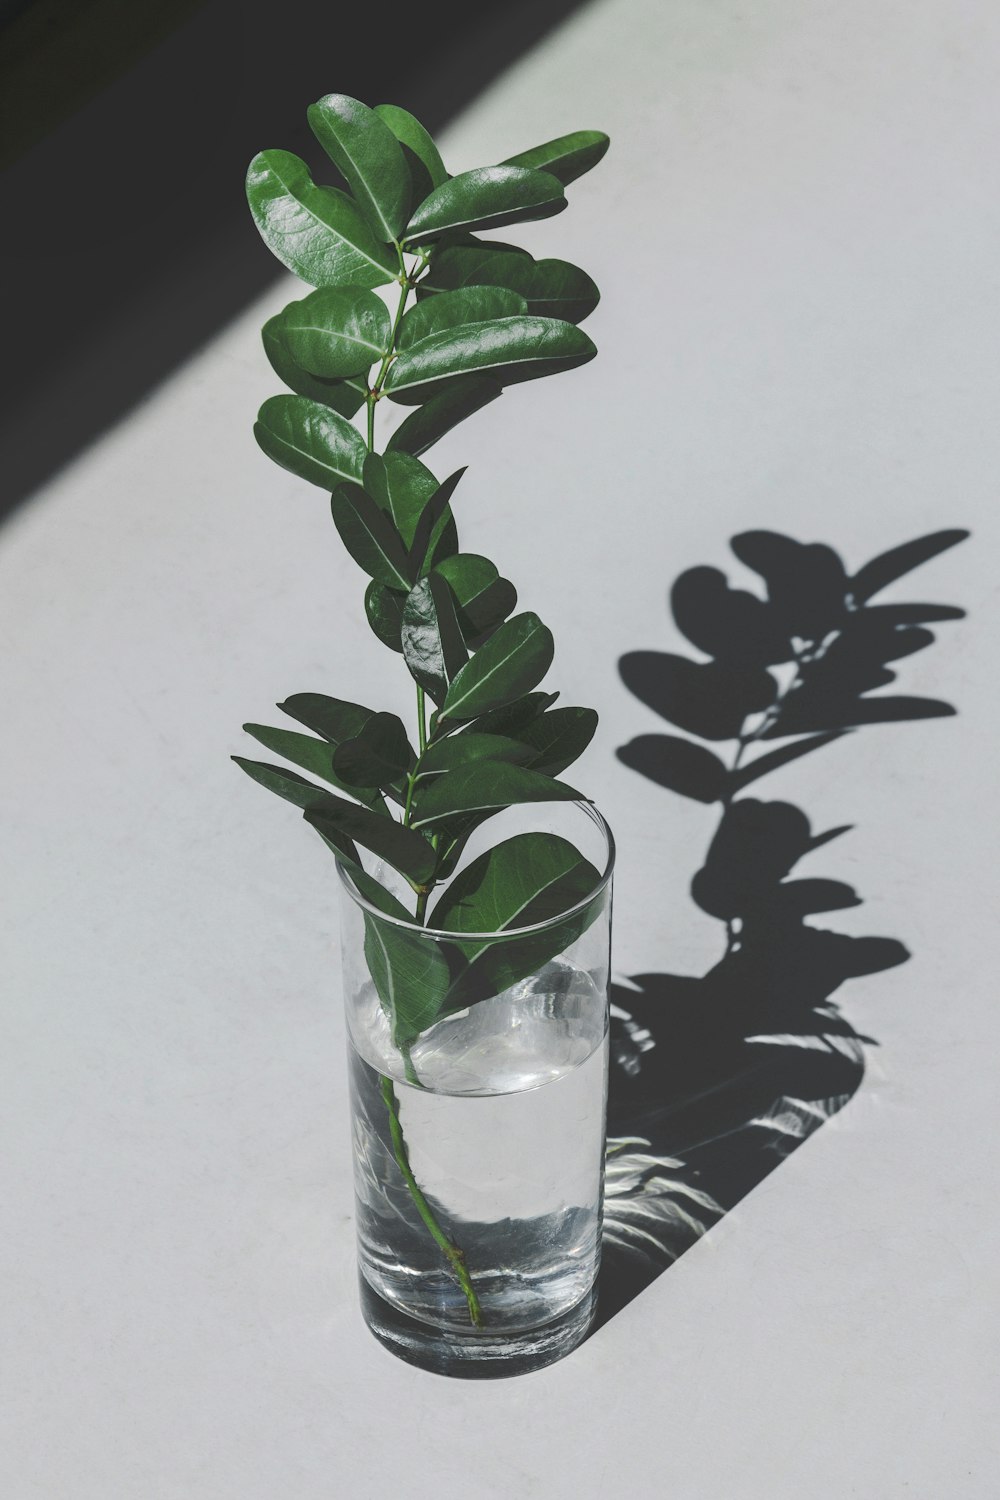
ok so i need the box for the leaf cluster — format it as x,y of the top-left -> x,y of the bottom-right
235,95 -> 609,1043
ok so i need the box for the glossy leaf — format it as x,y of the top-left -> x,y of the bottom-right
373,103 -> 447,198
464,253 -> 600,324
277,693 -> 376,746
303,803 -> 436,885
432,553 -> 517,638
364,581 -> 406,653
850,529 -> 969,603
384,316 -> 596,404
429,833 -> 604,1012
363,450 -> 438,549
254,395 -> 367,490
276,286 -> 391,378
333,711 -> 414,793
232,755 -> 343,813
330,482 -> 414,589
261,316 -> 367,417
411,760 -> 580,829
417,732 -> 534,776
241,722 -> 382,806
307,93 -> 410,242
403,165 -> 566,243
502,129 -> 610,187
363,913 -> 451,1047
439,612 -> 554,722
408,466 -> 466,575
401,575 -> 468,704
468,691 -> 558,738
398,286 -> 527,349
416,238 -> 532,295
245,149 -> 396,288
349,868 -> 414,921
512,706 -> 598,777
386,376 -> 502,458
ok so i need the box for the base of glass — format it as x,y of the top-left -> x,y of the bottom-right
358,1271 -> 599,1379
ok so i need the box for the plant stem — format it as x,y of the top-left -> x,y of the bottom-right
380,1074 -> 484,1328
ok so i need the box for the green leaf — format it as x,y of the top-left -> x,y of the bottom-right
466,691 -> 558,738
386,376 -> 502,459
417,238 -> 532,296
307,93 -> 411,242
349,869 -> 414,921
373,103 -> 448,195
439,612 -> 553,722
384,316 -> 597,404
403,166 -> 566,243
332,711 -> 414,794
411,760 -> 579,828
276,286 -> 391,378
401,575 -> 469,705
502,129 -> 610,187
303,803 -> 436,885
254,395 -> 367,490
408,467 -> 466,576
245,149 -> 396,288
330,483 -> 414,589
362,912 -> 452,1047
428,833 -> 604,1013
432,553 -> 518,638
432,831 -> 600,934
277,693 -> 376,745
232,755 -> 343,812
512,706 -> 598,777
363,451 -> 439,548
262,317 -> 367,416
417,732 -> 534,776
364,581 -> 406,653
464,253 -> 600,324
241,722 -> 383,806
397,286 -> 528,349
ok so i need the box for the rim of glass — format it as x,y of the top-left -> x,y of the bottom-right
335,801 -> 615,942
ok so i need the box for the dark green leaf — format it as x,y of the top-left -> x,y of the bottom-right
363,913 -> 451,1047
262,316 -> 367,416
512,706 -> 598,776
428,833 -> 604,1012
373,103 -> 448,193
502,129 -> 610,186
241,722 -> 383,806
245,149 -> 396,288
303,803 -> 436,884
254,395 -> 367,490
386,376 -> 502,458
364,581 -> 406,653
307,93 -> 411,242
466,691 -> 558,738
232,755 -> 343,812
277,693 -> 376,746
401,575 -> 469,704
276,286 -> 391,378
349,869 -> 414,921
408,467 -> 466,575
411,760 -> 579,828
417,733 -> 534,776
363,451 -> 439,547
416,238 -> 532,296
403,165 -> 566,243
384,316 -> 596,403
850,530 -> 970,603
439,612 -> 554,722
398,286 -> 527,349
330,482 -> 414,589
464,253 -> 600,324
333,711 -> 414,794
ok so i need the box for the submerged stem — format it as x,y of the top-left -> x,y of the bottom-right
380,1074 -> 484,1328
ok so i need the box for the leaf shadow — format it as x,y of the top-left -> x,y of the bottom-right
595,526 -> 967,1327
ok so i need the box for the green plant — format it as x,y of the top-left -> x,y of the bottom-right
233,94 -> 609,1326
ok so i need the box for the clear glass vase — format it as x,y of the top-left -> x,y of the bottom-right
337,801 -> 614,1378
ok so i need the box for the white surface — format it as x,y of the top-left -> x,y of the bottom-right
2,0 -> 998,1494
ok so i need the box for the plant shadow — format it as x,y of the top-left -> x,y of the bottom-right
595,526 -> 967,1327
